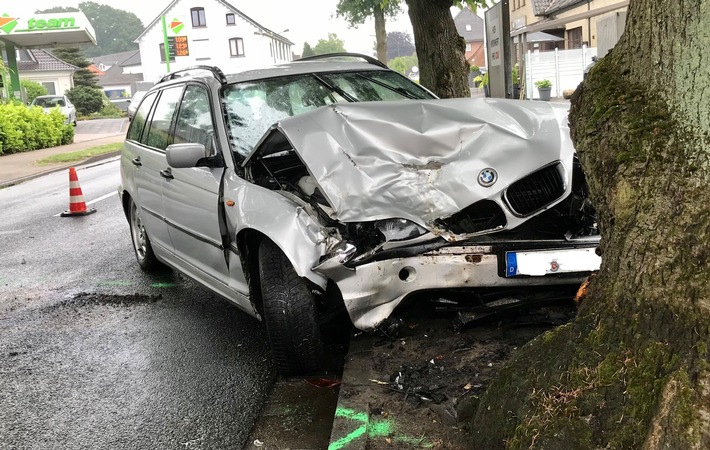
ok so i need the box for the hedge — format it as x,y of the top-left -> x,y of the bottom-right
0,103 -> 74,156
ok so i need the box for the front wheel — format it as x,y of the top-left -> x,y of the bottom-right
129,198 -> 162,272
258,239 -> 325,376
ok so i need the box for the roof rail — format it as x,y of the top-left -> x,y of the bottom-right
296,53 -> 388,69
158,65 -> 228,85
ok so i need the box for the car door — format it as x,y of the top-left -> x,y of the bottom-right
129,86 -> 184,255
162,83 -> 232,286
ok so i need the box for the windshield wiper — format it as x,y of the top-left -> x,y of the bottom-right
355,73 -> 421,100
312,74 -> 359,103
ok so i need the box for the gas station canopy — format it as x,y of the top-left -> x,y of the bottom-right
0,12 -> 96,48
0,11 -> 96,98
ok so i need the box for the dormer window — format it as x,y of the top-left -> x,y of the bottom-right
191,7 -> 206,27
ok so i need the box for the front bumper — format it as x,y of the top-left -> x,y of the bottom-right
316,241 -> 600,331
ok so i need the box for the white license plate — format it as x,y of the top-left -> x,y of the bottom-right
505,248 -> 601,277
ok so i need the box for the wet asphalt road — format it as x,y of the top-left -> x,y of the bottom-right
0,161 -> 276,449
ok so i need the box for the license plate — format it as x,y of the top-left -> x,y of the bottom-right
505,248 -> 601,277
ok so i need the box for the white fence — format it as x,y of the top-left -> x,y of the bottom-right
525,47 -> 597,99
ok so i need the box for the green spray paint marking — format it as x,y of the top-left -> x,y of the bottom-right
151,282 -> 176,288
329,408 -> 368,450
329,407 -> 434,449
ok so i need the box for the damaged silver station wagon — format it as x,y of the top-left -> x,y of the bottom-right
119,54 -> 601,375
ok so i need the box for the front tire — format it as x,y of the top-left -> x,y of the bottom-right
129,198 -> 162,272
258,239 -> 325,376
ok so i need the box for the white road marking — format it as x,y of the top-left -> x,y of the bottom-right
54,192 -> 118,216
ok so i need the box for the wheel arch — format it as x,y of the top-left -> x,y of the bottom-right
235,227 -> 328,317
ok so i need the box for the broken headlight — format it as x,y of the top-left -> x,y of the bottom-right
375,218 -> 427,242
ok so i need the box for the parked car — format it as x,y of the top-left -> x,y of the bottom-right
119,55 -> 601,375
127,91 -> 147,120
31,94 -> 77,126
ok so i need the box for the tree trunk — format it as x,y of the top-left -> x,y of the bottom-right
405,0 -> 469,98
471,0 -> 710,448
373,4 -> 387,63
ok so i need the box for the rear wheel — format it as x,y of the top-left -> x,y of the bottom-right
258,239 -> 325,376
129,198 -> 162,272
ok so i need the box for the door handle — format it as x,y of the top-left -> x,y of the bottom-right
160,168 -> 174,180
131,157 -> 142,167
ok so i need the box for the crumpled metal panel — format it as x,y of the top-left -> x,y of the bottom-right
263,98 -> 574,230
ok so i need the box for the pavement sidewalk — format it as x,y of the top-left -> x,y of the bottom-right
0,133 -> 125,188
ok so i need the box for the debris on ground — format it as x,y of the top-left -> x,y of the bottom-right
341,301 -> 577,448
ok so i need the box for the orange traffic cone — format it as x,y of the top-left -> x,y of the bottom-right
60,167 -> 97,217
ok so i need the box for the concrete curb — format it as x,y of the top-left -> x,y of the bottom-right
328,336 -> 374,450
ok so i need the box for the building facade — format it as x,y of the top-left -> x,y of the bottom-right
136,0 -> 293,82
2,48 -> 76,98
89,50 -> 144,99
510,0 -> 628,54
453,7 -> 486,68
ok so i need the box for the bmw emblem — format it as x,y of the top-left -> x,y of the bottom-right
478,168 -> 498,187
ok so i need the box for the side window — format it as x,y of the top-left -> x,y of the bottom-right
173,85 -> 215,153
127,92 -> 157,142
144,86 -> 184,151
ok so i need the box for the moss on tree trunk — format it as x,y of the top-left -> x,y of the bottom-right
471,0 -> 710,448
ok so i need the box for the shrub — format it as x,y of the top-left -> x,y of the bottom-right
535,79 -> 552,89
20,80 -> 47,104
0,103 -> 73,155
66,86 -> 104,116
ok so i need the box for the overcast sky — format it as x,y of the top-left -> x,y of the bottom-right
13,0 -> 453,55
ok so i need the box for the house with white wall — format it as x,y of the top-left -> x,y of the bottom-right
89,50 -> 144,98
1,48 -> 76,98
135,0 -> 294,82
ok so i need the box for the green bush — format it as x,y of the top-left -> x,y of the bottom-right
66,86 -> 104,116
20,79 -> 47,104
535,79 -> 552,88
0,103 -> 73,155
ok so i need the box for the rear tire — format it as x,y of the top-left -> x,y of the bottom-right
129,198 -> 162,272
258,239 -> 325,376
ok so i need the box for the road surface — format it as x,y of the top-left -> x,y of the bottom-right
0,160 -> 276,449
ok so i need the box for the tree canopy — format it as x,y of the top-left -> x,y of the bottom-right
336,0 -> 402,62
313,33 -> 347,55
387,53 -> 418,75
386,31 -> 415,61
302,42 -> 316,58
50,47 -> 99,88
37,2 -> 144,57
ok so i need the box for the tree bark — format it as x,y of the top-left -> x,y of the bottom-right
405,0 -> 469,98
471,0 -> 710,448
373,4 -> 387,63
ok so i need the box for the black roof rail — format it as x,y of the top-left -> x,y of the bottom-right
158,65 -> 228,85
296,53 -> 388,69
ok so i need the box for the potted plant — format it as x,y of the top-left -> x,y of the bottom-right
480,72 -> 490,97
535,79 -> 552,101
512,64 -> 520,99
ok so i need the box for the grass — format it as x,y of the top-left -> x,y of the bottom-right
35,143 -> 123,165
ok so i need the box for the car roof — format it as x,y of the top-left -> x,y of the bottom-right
151,58 -> 392,91
35,95 -> 64,98
225,60 -> 388,84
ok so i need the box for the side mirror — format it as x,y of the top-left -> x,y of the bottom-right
166,143 -> 209,168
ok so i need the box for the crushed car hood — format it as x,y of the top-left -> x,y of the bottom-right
247,98 -> 574,225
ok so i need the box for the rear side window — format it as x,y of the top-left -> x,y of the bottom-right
144,86 -> 184,151
127,92 -> 157,142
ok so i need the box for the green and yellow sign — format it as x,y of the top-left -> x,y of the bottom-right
0,13 -> 81,34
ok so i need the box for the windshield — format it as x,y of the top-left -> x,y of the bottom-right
223,71 -> 435,157
33,97 -> 65,108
